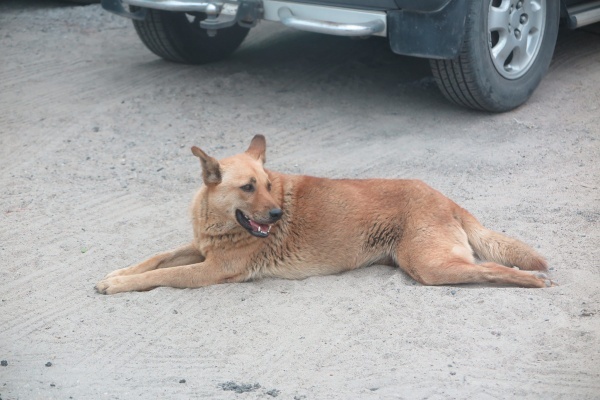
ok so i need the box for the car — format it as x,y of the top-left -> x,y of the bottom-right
101,0 -> 600,112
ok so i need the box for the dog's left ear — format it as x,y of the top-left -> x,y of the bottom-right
246,134 -> 266,164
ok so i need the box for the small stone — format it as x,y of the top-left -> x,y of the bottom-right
179,379 -> 186,384
1,360 -> 7,366
219,381 -> 260,393
45,362 -> 52,367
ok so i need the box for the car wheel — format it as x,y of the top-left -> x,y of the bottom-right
430,0 -> 560,112
131,8 -> 250,64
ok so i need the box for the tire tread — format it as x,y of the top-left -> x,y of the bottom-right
131,9 -> 249,64
430,6 -> 488,111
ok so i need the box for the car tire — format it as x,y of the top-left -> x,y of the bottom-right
131,8 -> 250,64
430,0 -> 560,112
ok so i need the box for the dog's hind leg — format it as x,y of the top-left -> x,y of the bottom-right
102,243 -> 204,279
395,228 -> 553,288
409,259 -> 552,288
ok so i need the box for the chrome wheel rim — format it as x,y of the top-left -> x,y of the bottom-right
488,0 -> 546,79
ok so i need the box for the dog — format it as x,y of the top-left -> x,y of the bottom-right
96,135 -> 553,294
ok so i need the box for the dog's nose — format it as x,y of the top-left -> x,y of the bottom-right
269,208 -> 283,220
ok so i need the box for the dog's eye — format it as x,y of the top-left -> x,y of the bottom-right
240,184 -> 255,193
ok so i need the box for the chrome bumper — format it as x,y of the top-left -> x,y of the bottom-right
125,0 -> 223,13
104,0 -> 387,37
271,2 -> 385,37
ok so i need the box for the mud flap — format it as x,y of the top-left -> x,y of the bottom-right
387,0 -> 468,60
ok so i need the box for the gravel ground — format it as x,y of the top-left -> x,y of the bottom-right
1,1 -> 599,399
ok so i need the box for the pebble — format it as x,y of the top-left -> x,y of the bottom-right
1,360 -> 7,366
219,381 -> 261,393
45,362 -> 52,367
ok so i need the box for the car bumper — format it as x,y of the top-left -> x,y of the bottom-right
101,0 -> 466,58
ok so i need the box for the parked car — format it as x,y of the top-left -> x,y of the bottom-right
101,0 -> 600,112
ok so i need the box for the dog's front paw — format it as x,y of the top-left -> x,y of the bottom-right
96,276 -> 131,295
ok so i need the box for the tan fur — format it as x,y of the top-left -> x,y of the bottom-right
96,135 -> 553,295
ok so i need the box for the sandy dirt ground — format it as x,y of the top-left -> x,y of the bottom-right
1,1 -> 599,399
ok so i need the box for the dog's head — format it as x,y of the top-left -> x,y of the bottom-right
191,135 -> 282,238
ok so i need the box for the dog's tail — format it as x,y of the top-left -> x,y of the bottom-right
460,209 -> 547,271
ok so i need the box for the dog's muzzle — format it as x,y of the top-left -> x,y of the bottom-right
235,209 -> 282,238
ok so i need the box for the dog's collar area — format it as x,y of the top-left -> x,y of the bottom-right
235,209 -> 272,238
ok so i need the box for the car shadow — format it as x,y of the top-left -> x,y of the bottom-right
215,25 -> 453,112
135,21 -> 599,115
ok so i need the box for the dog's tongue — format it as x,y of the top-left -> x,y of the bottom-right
249,219 -> 271,234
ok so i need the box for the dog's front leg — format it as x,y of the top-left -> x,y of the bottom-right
96,261 -> 244,295
102,243 -> 204,279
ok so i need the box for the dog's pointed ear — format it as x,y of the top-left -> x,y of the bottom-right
245,134 -> 266,164
191,146 -> 222,185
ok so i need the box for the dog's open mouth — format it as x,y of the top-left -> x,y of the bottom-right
235,210 -> 272,238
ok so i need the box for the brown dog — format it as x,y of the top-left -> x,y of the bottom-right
96,135 -> 552,294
